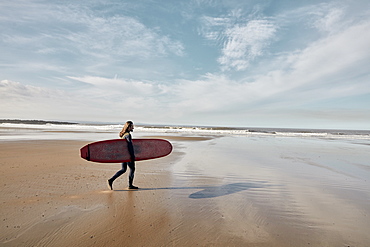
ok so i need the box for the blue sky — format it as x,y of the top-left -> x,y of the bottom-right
1,0 -> 369,129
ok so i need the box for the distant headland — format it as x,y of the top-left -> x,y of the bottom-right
0,119 -> 77,125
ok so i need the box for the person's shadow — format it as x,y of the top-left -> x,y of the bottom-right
188,182 -> 266,199
119,182 -> 267,199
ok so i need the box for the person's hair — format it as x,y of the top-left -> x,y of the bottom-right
119,121 -> 134,137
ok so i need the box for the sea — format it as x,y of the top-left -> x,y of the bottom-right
0,120 -> 369,142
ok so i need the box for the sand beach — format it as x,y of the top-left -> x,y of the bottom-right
1,125 -> 370,246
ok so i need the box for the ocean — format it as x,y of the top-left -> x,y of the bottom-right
1,121 -> 369,142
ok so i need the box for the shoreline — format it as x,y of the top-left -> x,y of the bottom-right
1,135 -> 370,246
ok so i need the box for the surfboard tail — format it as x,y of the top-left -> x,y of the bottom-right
80,145 -> 90,161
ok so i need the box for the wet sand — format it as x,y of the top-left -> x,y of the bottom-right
1,135 -> 370,246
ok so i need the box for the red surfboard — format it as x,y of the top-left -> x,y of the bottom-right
80,139 -> 172,163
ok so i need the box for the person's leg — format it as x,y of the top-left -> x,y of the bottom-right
127,162 -> 138,189
108,162 -> 128,190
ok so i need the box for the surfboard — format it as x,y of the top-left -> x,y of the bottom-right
80,139 -> 172,163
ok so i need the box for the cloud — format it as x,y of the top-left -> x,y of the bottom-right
60,13 -> 184,59
68,76 -> 163,97
313,7 -> 345,33
0,80 -> 71,119
200,11 -> 277,71
291,20 -> 370,86
218,19 -> 277,71
0,1 -> 184,72
171,17 -> 370,120
246,19 -> 370,109
0,79 -> 154,121
0,80 -> 64,99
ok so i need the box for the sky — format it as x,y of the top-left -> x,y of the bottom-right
1,0 -> 370,129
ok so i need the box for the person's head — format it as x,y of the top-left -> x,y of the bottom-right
120,121 -> 134,137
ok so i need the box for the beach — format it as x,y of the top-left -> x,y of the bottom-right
1,125 -> 370,246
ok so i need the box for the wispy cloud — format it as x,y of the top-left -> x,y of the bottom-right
218,19 -> 277,71
60,13 -> 184,59
200,10 -> 277,71
0,1 -> 184,75
312,7 -> 345,33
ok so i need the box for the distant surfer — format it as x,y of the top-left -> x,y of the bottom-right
108,121 -> 139,190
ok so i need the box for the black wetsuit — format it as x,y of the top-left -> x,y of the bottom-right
109,132 -> 136,185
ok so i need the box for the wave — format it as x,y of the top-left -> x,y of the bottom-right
138,125 -> 370,140
1,122 -> 369,140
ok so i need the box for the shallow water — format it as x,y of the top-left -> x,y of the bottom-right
169,135 -> 370,246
